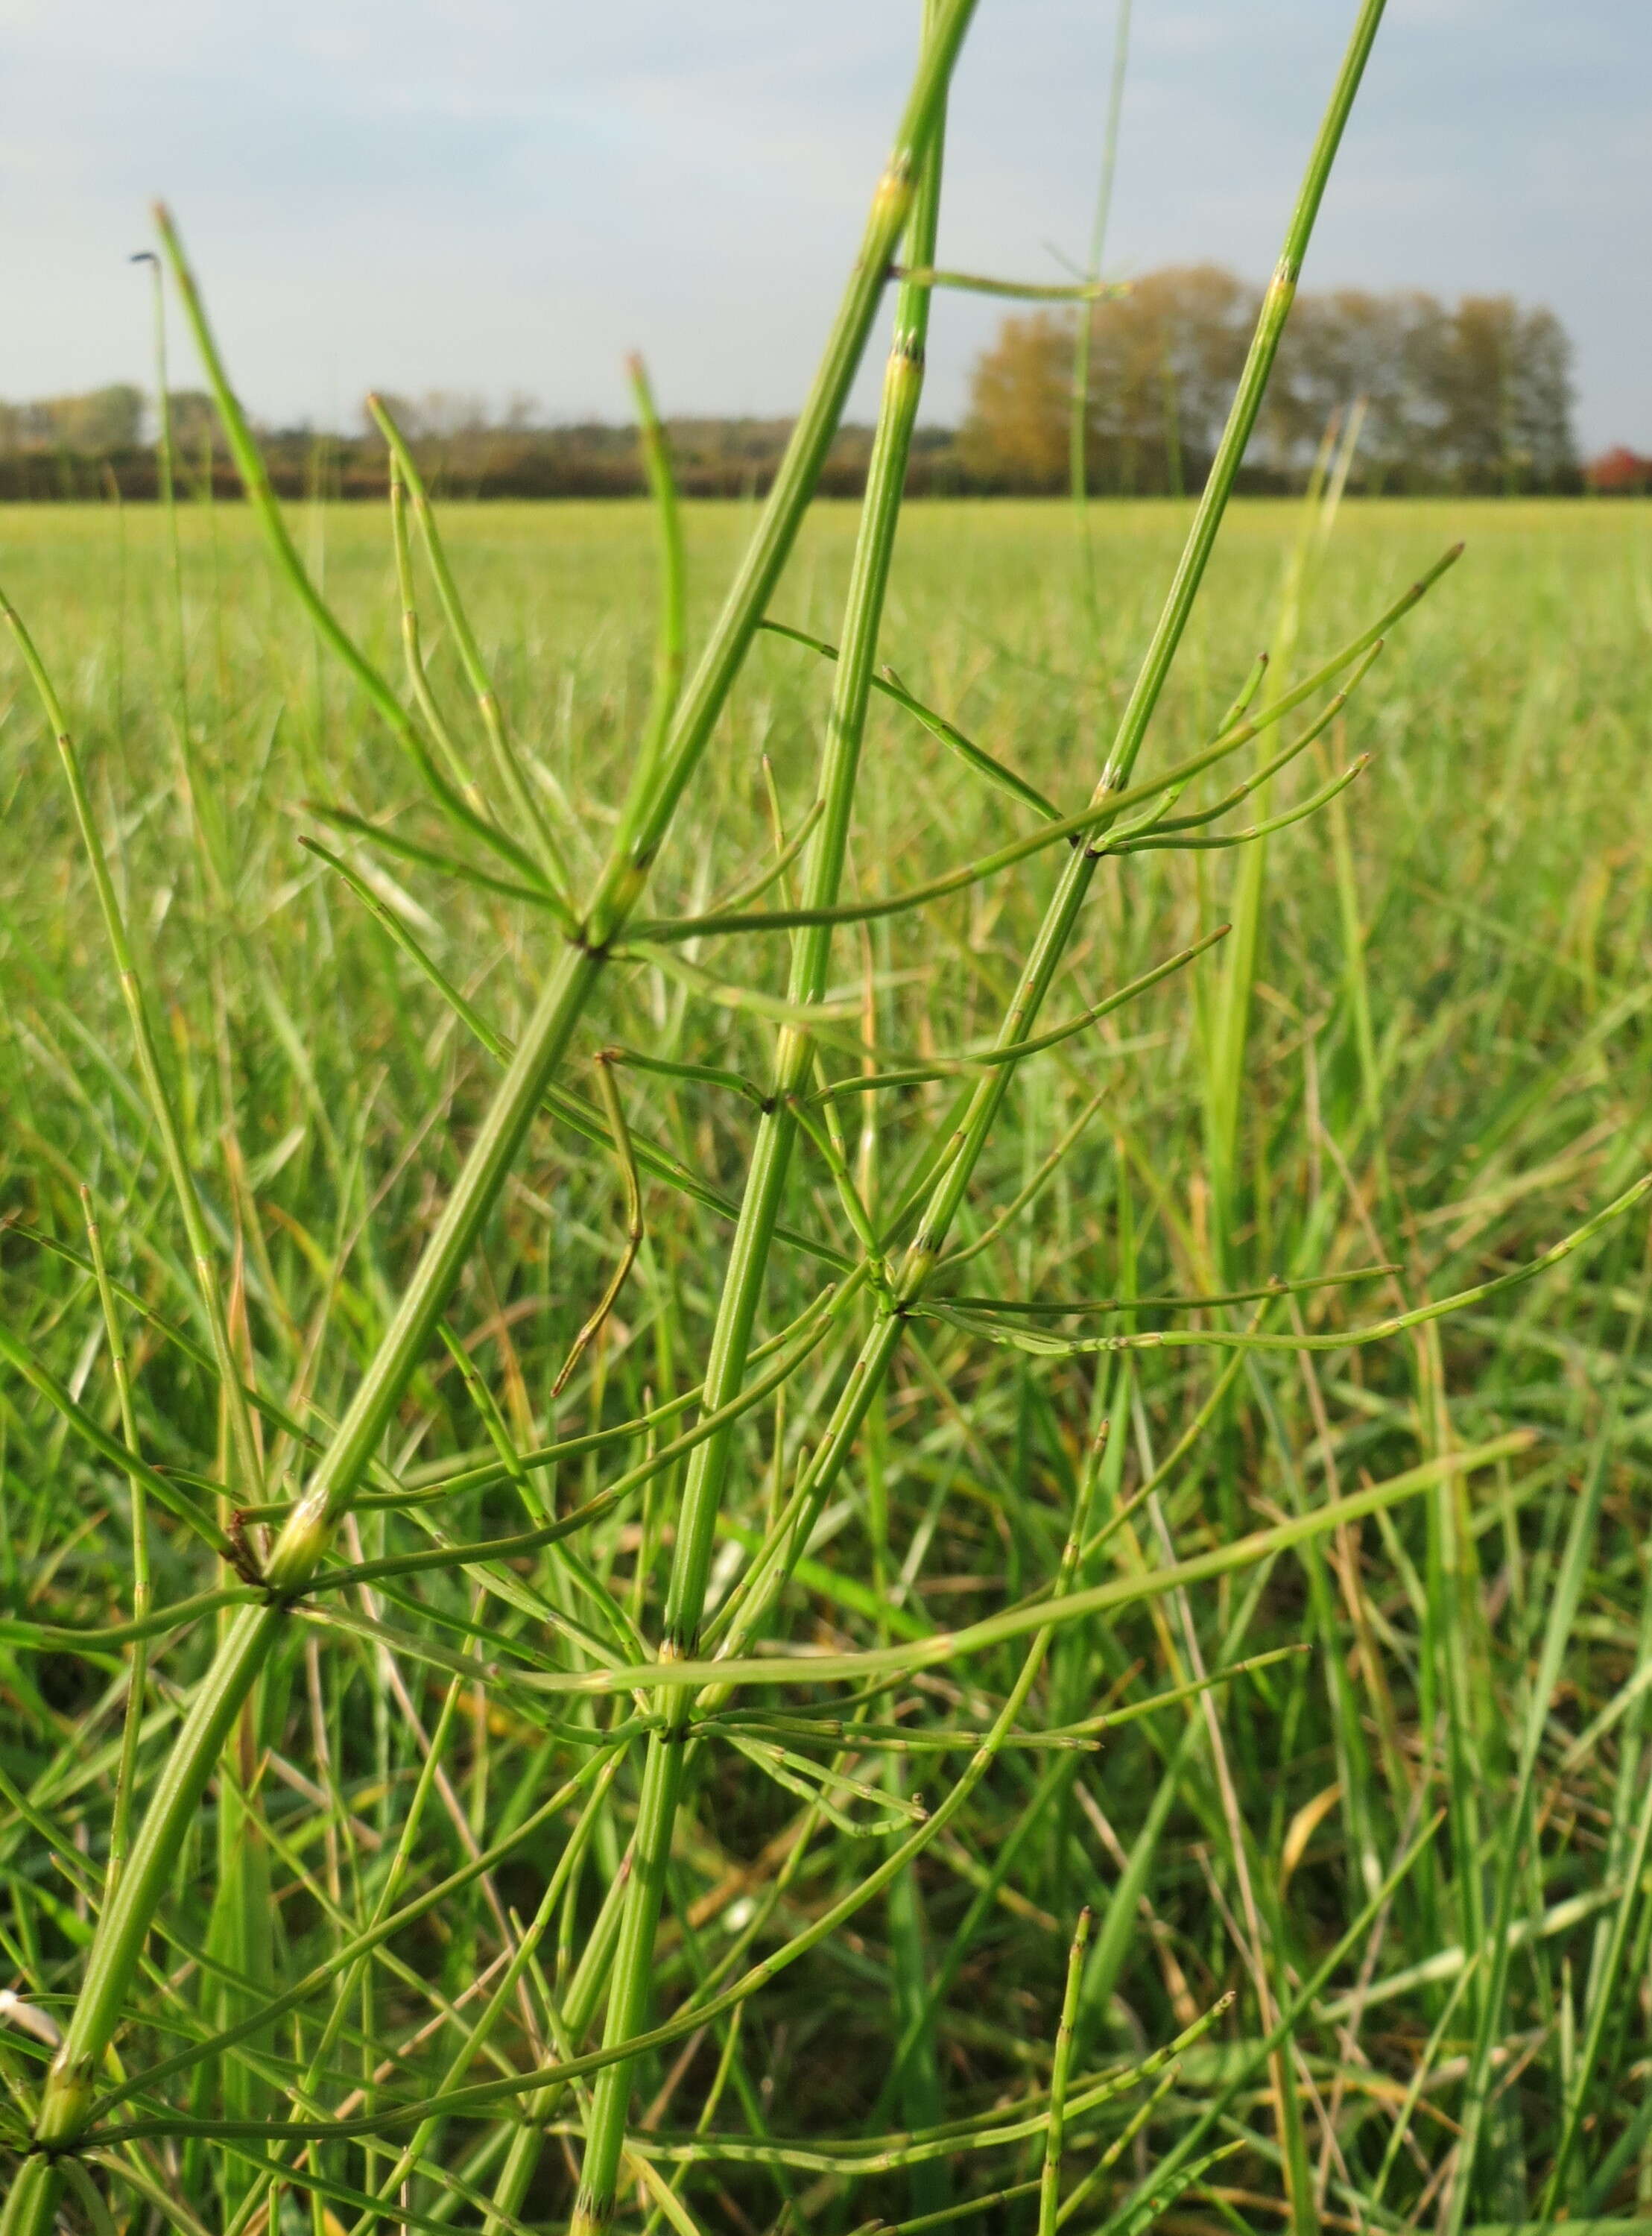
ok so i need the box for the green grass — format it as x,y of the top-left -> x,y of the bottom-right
25,7 -> 1652,2225
3,484 -> 1651,2235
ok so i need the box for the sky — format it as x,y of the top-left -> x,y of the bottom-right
2,0 -> 1648,451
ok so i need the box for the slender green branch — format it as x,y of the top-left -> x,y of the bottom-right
1,20 -> 978,2211
893,265 -> 1130,302
811,924 -> 1227,1101
300,833 -> 848,1268
1115,752 -> 1367,852
303,795 -> 567,913
761,619 -> 1060,821
154,206 -> 549,893
946,1262 -> 1398,1314
497,1439 -> 1528,1699
919,1173 -> 1651,1354
81,1187 -> 151,1893
367,392 -> 575,897
1040,1910 -> 1092,2236
627,353 -> 688,792
568,13 -> 970,2221
1,593 -> 263,1501
386,453 -> 491,806
1071,0 -> 1132,601
1095,0 -> 1397,796
633,589 -> 1433,943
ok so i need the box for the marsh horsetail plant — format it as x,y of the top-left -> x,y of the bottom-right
3,1 -> 1648,2230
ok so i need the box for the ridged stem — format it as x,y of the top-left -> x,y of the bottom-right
1,9 -> 1384,2226
566,17 -> 955,2227
1098,0 -> 1388,797
0,12 -> 977,2223
706,0 -> 1396,1819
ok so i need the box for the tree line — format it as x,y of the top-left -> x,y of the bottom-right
0,269 -> 1600,501
0,387 -> 960,503
961,267 -> 1578,495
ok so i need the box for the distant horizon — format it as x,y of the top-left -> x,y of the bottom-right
4,265 -> 1626,467
4,2 -> 1648,450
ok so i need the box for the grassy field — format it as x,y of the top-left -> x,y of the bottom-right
3,490 -> 1652,2235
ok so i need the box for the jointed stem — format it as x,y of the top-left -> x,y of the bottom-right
82,1186 -> 150,1895
697,0 -> 1399,1681
574,4 -> 1394,2218
0,11 -> 1411,2232
566,16 -> 956,2224
0,13 -> 975,2227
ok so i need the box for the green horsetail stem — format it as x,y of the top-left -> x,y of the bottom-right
563,12 -> 958,2224
72,1448 -> 1461,2167
0,12 -> 976,2230
11,1 -> 1622,2226
696,0 -> 1400,1733
1040,1908 -> 1094,2236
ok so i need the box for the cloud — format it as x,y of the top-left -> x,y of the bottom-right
1,0 -> 1646,443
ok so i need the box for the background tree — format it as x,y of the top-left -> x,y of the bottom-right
1417,296 -> 1575,490
168,390 -> 227,455
1092,263 -> 1255,494
956,310 -> 1075,490
0,383 -> 144,455
1256,287 -> 1435,488
0,300 -> 1579,498
959,268 -> 1256,493
963,271 -> 1577,494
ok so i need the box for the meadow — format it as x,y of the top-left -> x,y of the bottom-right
1,479 -> 1651,2236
